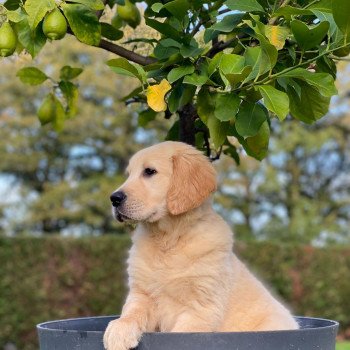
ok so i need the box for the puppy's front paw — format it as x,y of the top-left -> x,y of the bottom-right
103,318 -> 141,350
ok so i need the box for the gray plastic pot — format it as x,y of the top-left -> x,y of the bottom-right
37,315 -> 338,350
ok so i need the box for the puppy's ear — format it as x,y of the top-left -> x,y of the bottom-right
167,149 -> 217,215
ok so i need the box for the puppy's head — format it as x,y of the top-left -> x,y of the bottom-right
110,141 -> 217,223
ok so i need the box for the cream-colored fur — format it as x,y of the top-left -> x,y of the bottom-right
103,141 -> 298,350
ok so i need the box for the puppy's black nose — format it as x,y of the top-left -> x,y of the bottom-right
110,191 -> 127,207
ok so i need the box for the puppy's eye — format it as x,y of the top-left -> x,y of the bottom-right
143,168 -> 157,177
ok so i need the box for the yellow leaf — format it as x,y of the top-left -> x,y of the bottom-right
265,25 -> 289,50
146,79 -> 172,112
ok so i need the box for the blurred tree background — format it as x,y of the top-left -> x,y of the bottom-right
0,32 -> 170,236
0,33 -> 349,243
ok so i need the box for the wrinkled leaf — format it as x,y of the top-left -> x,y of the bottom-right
15,18 -> 47,57
62,3 -> 101,46
146,79 -> 172,112
24,0 -> 55,29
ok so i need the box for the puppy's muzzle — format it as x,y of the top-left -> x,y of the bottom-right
110,191 -> 127,208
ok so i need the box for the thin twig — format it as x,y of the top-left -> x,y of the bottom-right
236,43 -> 350,92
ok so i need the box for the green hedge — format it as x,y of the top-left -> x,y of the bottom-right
0,237 -> 349,349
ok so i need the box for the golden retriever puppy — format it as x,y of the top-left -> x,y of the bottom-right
103,141 -> 298,350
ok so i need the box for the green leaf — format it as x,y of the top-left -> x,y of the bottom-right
223,144 -> 240,165
24,0 -> 55,29
308,0 -> 332,12
210,14 -> 244,33
138,109 -> 157,127
165,120 -> 180,141
16,67 -> 48,85
235,102 -> 267,137
163,0 -> 190,19
208,52 -> 224,76
159,38 -> 182,48
62,3 -> 101,46
219,54 -> 245,75
151,3 -> 164,12
180,44 -> 203,58
204,28 -> 219,44
258,85 -> 289,121
6,8 -> 26,23
107,57 -> 144,82
311,10 -> 337,37
225,66 -> 252,85
258,34 -> 278,71
3,0 -> 21,11
288,81 -> 330,124
183,72 -> 208,86
168,84 -> 196,113
197,87 -> 215,125
15,18 -> 47,57
245,120 -> 270,160
145,17 -> 182,41
272,5 -> 312,18
59,81 -> 79,117
101,23 -> 123,41
150,0 -> 189,18
154,44 -> 179,59
167,65 -> 195,84
207,116 -> 229,148
243,47 -> 270,82
121,86 -> 144,101
197,89 -> 228,148
214,93 -> 240,121
316,56 -> 337,79
279,68 -> 337,97
60,66 -> 83,81
228,121 -> 270,161
332,0 -> 350,41
226,0 -> 264,12
64,0 -> 105,10
291,20 -> 329,50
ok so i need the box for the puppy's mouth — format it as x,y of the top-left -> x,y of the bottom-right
115,211 -> 131,223
112,206 -> 158,223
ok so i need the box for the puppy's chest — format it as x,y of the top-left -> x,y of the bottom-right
128,240 -> 191,298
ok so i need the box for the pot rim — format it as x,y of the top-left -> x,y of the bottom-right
37,315 -> 339,335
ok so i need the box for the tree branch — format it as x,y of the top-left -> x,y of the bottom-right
206,38 -> 235,58
99,39 -> 157,65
